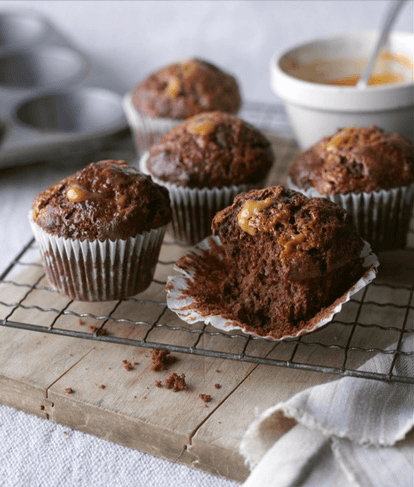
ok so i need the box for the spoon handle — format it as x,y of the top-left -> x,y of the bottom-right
357,0 -> 407,88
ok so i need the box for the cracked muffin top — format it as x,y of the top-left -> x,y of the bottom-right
131,58 -> 241,119
288,126 -> 414,195
212,185 -> 365,282
145,111 -> 274,188
32,160 -> 172,241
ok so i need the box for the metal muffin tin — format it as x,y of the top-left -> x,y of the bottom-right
0,10 -> 128,168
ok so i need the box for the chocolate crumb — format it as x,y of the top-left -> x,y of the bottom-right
98,384 -> 106,389
134,362 -> 139,366
199,394 -> 211,403
40,405 -> 45,411
65,387 -> 73,394
155,380 -> 163,388
63,431 -> 68,435
89,325 -> 107,335
78,319 -> 85,325
216,369 -> 221,373
150,349 -> 177,371
214,384 -> 221,389
164,372 -> 187,392
123,361 -> 133,371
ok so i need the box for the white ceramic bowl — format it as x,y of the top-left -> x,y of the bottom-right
271,31 -> 414,149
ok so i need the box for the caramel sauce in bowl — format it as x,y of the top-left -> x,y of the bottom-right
281,51 -> 413,86
271,31 -> 414,149
327,70 -> 405,86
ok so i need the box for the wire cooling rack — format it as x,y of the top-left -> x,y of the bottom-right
0,102 -> 413,385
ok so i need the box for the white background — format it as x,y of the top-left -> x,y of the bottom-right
1,0 -> 413,104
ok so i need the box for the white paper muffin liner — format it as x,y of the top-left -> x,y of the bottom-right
166,235 -> 379,341
123,92 -> 183,156
29,214 -> 166,302
140,151 -> 262,245
286,177 -> 414,251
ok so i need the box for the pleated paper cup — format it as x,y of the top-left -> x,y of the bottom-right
160,181 -> 262,245
29,214 -> 166,302
286,177 -> 414,252
123,92 -> 182,156
166,235 -> 379,341
140,151 -> 261,245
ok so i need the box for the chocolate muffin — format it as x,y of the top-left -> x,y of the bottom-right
30,160 -> 172,301
146,111 -> 273,187
204,186 -> 368,338
131,58 -> 241,119
143,111 -> 275,244
123,58 -> 241,156
289,126 -> 414,195
288,126 -> 414,251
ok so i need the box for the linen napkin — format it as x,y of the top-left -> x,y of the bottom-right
240,335 -> 414,487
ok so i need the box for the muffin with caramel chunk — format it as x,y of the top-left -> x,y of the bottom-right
142,111 -> 274,244
288,126 -> 414,251
210,186 -> 368,337
123,58 -> 242,155
30,160 -> 172,301
166,186 -> 377,340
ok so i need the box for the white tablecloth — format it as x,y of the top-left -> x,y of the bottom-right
0,403 -> 238,487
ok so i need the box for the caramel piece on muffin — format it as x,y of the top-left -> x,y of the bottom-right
289,126 -> 414,195
208,186 -> 366,337
32,160 -> 172,241
145,111 -> 274,188
132,58 -> 241,119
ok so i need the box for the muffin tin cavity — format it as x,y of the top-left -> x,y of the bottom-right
0,12 -> 48,51
16,88 -> 126,133
0,11 -> 127,168
0,46 -> 85,88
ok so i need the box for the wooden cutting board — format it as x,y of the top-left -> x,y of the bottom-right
0,135 -> 413,483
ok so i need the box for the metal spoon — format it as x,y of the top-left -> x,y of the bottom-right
357,0 -> 408,88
